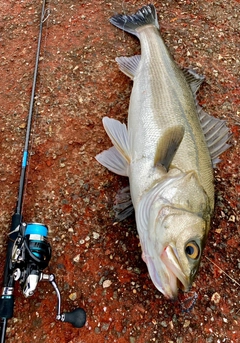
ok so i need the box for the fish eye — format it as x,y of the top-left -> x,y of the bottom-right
185,241 -> 199,259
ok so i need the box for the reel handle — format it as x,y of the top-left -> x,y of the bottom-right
60,308 -> 86,328
44,274 -> 86,328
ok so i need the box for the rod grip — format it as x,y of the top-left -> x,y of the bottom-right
0,296 -> 14,319
61,308 -> 86,328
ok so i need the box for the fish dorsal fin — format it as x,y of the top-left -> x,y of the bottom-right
154,125 -> 185,171
182,68 -> 205,94
182,68 -> 231,167
197,105 -> 231,167
116,55 -> 141,79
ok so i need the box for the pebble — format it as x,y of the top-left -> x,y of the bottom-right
69,292 -> 77,301
102,280 -> 112,288
183,320 -> 191,328
228,215 -> 235,222
73,254 -> 80,263
92,231 -> 100,239
160,321 -> 168,328
211,292 -> 221,304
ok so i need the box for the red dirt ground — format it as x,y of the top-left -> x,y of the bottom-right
0,1 -> 239,342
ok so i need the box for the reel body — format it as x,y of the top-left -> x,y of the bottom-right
12,223 -> 51,297
0,221 -> 86,330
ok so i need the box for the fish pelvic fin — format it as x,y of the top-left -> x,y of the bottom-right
154,125 -> 185,171
96,146 -> 129,177
113,186 -> 134,221
182,68 -> 205,94
110,4 -> 158,38
95,117 -> 131,177
116,55 -> 141,79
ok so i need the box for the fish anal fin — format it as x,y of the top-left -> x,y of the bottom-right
182,68 -> 205,94
116,55 -> 141,79
154,125 -> 185,171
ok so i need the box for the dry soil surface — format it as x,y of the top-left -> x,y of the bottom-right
0,1 -> 239,343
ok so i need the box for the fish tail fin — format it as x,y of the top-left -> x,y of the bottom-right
110,4 -> 159,37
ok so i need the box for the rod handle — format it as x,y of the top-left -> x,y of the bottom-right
0,296 -> 14,320
60,308 -> 86,328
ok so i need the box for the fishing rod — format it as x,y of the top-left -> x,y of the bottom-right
0,1 -> 86,341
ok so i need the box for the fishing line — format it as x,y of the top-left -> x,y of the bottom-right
205,256 -> 240,287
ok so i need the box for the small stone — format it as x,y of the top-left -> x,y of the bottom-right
101,323 -> 110,331
93,231 -> 100,239
223,318 -> 228,323
160,321 -> 168,328
102,280 -> 112,288
183,320 -> 190,328
228,215 -> 235,222
73,254 -> 80,263
69,292 -> 77,301
211,292 -> 221,304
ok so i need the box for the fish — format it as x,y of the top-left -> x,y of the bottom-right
96,4 -> 231,299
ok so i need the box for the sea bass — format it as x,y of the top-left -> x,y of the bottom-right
96,4 -> 230,299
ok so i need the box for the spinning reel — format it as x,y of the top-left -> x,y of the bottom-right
6,222 -> 86,328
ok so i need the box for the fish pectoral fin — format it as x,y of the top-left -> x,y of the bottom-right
197,105 -> 231,167
96,146 -> 129,177
182,68 -> 205,94
154,125 -> 185,171
116,55 -> 141,79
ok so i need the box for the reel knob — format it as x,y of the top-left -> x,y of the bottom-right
59,308 -> 86,328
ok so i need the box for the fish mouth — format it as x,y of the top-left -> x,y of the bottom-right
160,245 -> 189,299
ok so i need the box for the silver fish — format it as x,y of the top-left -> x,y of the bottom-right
96,4 -> 231,299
